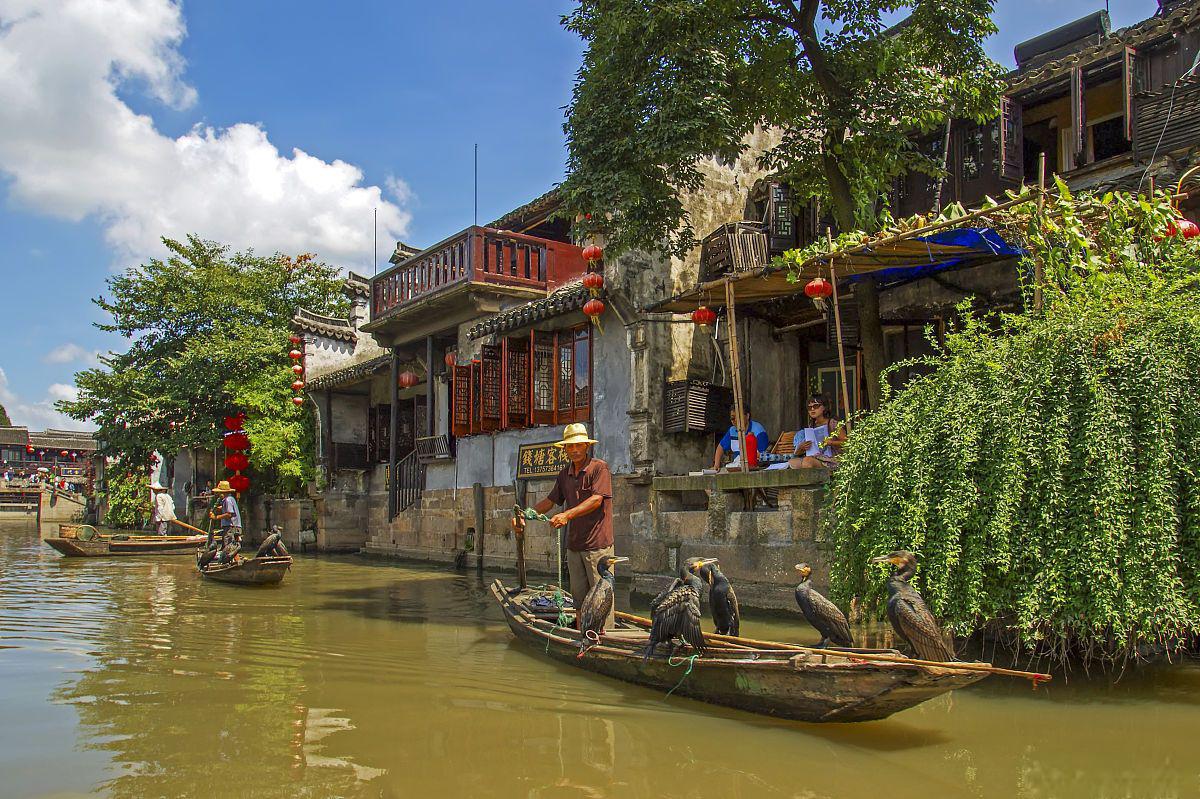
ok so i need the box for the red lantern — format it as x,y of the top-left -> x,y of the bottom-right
583,298 -> 606,332
224,432 -> 250,451
60,450 -> 68,457
25,444 -> 33,454
692,306 -> 717,326
288,349 -> 303,360
582,244 -> 603,264
292,396 -> 305,406
224,453 -> 249,471
223,415 -> 243,431
289,334 -> 302,345
291,363 -> 304,375
398,370 -> 419,389
582,272 -> 604,296
1181,219 -> 1200,239
229,473 -> 250,493
444,351 -> 456,368
292,380 -> 305,391
804,277 -> 834,299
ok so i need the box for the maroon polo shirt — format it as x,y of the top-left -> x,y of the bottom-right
547,455 -> 613,552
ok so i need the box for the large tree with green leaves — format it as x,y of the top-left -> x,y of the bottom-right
562,0 -> 1005,406
59,236 -> 346,498
0,402 -> 10,427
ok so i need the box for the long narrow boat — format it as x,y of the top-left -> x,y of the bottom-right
197,554 -> 292,586
491,581 -> 991,723
45,525 -> 206,557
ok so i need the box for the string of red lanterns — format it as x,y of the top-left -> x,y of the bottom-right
288,333 -> 306,407
223,419 -> 251,495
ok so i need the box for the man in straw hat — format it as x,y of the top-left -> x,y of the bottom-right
512,423 -> 616,629
149,480 -> 176,535
208,480 -> 244,561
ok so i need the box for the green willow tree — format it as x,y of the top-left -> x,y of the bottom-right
59,236 -> 346,503
0,402 -> 10,427
827,186 -> 1200,666
561,0 -> 1004,407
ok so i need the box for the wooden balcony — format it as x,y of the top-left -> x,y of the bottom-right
370,227 -> 586,323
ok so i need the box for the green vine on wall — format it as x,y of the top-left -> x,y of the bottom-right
825,184 -> 1200,667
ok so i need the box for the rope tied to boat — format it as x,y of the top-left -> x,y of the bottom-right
576,629 -> 600,659
665,653 -> 699,697
545,588 -> 571,654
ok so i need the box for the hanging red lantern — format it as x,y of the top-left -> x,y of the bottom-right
1181,218 -> 1200,239
288,349 -> 303,360
444,351 -> 456,368
582,271 -> 604,296
582,244 -> 603,264
692,306 -> 717,326
289,334 -> 302,345
25,444 -> 34,454
291,380 -> 305,391
224,432 -> 250,451
292,396 -> 305,406
398,370 -> 420,389
291,363 -> 304,375
583,298 -> 606,332
804,276 -> 834,299
223,415 -> 243,431
60,450 -> 68,457
224,452 -> 249,471
229,473 -> 250,493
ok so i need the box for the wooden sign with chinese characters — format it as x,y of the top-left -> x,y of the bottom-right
516,442 -> 569,479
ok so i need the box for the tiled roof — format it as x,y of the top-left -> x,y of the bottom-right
29,429 -> 96,451
1007,4 -> 1199,95
292,308 -> 356,343
306,354 -> 391,390
468,279 -> 591,340
488,187 -> 562,232
343,272 -> 371,299
0,426 -> 29,446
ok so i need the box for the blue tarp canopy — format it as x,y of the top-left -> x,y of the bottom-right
648,227 -> 1024,312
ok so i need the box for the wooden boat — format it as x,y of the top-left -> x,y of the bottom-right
491,580 -> 993,723
197,554 -> 292,586
45,524 -> 206,557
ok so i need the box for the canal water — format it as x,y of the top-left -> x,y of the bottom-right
2,520 -> 1198,799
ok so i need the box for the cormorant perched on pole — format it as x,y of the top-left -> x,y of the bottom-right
793,563 -> 853,648
643,558 -> 711,662
577,555 -> 628,657
870,551 -> 955,662
700,560 -> 740,636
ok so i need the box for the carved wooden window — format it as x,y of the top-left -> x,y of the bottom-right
531,330 -> 557,426
557,335 -> 574,417
451,365 -> 471,437
479,345 -> 502,432
999,96 -> 1023,182
505,338 -> 530,428
572,326 -> 591,421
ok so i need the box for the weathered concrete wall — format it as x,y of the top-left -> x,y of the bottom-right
331,394 -> 368,444
311,467 -> 373,552
245,495 -> 315,550
304,336 -> 355,373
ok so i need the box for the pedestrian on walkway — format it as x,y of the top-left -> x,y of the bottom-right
149,481 -> 176,535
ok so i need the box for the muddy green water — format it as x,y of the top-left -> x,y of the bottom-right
2,521 -> 1198,798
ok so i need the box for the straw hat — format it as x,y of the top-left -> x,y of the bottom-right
212,480 -> 236,493
554,423 -> 598,448
149,481 -> 167,491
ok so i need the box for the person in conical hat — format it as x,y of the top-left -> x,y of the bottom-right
149,480 -> 176,535
511,423 -> 615,629
209,480 -> 243,562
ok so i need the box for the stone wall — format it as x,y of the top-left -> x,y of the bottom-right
245,495 -> 316,550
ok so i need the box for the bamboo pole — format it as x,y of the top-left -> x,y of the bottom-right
724,279 -> 750,470
169,518 -> 208,536
827,229 -> 853,430
1034,152 -> 1046,312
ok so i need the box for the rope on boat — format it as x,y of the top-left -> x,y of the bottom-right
665,654 -> 699,697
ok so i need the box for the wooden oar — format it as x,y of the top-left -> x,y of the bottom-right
169,518 -> 208,536
615,610 -> 1052,685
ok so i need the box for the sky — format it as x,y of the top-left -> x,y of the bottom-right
0,0 -> 1161,431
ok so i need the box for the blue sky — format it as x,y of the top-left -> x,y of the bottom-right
0,0 -> 1159,430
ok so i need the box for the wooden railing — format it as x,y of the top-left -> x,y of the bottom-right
389,450 -> 425,519
371,227 -> 586,320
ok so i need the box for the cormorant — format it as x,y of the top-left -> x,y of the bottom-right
255,528 -> 289,558
649,557 -> 698,614
700,560 -> 740,636
643,558 -> 711,662
793,563 -> 853,647
577,555 -> 628,657
870,550 -> 955,661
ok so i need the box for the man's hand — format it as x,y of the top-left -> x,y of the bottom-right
549,512 -> 571,529
208,511 -> 216,520
510,515 -> 526,535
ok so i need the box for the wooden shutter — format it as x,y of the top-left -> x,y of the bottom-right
530,330 -> 556,425
505,337 -> 530,428
1069,67 -> 1085,167
572,326 -> 592,422
999,97 -> 1023,182
471,361 -> 481,435
1123,46 -> 1142,141
451,365 -> 471,437
479,345 -> 502,432
556,331 -> 574,423
367,405 -> 377,463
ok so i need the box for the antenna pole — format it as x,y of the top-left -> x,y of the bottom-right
373,207 -> 378,276
474,143 -> 478,226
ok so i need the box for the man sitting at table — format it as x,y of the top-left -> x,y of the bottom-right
711,406 -> 769,471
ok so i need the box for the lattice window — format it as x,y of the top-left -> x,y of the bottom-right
506,338 -> 530,427
557,336 -> 574,415
480,345 -> 502,432
572,327 -> 591,419
531,331 -> 556,425
451,365 -> 471,437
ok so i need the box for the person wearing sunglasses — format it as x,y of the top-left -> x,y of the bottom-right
789,394 -> 846,469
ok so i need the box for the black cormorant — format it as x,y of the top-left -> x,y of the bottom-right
255,529 -> 289,558
700,560 -> 740,636
643,558 -> 711,661
870,550 -> 955,661
793,563 -> 853,647
576,555 -> 628,657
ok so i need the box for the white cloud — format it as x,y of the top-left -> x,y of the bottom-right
0,0 -> 411,269
44,343 -> 101,366
0,368 -> 94,432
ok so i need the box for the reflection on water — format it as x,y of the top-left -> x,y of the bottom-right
2,520 -> 1199,798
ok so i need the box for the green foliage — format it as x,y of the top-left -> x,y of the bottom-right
0,402 -> 10,427
827,188 -> 1200,665
58,236 -> 346,496
561,0 -> 1004,255
101,459 -> 150,529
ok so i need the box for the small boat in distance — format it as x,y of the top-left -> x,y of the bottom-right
197,554 -> 292,586
492,580 -> 1007,724
45,524 -> 206,557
